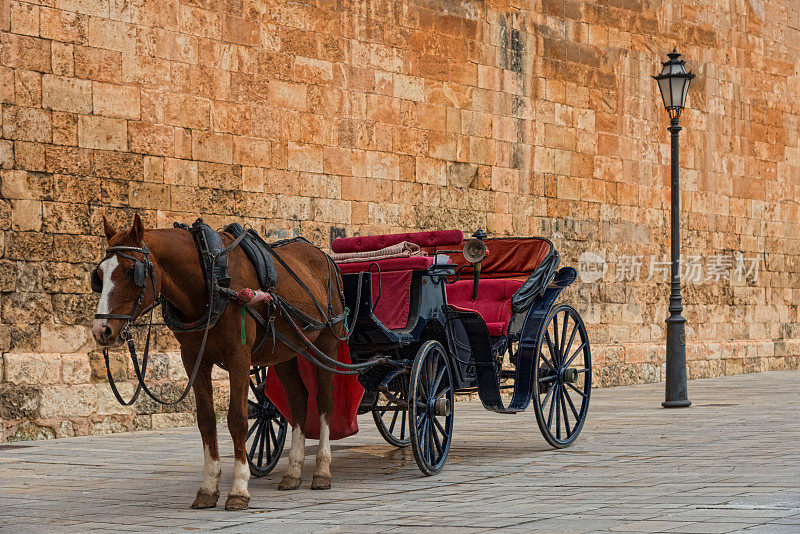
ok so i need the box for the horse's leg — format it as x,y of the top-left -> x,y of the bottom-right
274,358 -> 307,490
311,364 -> 334,490
189,362 -> 220,509
224,355 -> 251,511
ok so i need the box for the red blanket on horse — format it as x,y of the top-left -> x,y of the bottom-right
265,342 -> 364,440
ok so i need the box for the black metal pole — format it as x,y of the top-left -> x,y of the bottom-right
663,117 -> 691,408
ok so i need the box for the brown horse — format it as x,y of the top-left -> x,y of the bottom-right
91,214 -> 345,510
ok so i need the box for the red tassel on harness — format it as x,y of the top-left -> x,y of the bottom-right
237,288 -> 272,304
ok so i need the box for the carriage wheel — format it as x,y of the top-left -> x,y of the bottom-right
372,373 -> 411,447
409,341 -> 454,476
532,305 -> 591,448
246,366 -> 288,477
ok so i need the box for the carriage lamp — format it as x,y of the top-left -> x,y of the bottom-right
653,48 -> 694,408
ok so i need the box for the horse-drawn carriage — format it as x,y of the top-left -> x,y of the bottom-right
245,229 -> 591,476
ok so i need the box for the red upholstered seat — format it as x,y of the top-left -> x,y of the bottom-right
336,256 -> 433,274
336,256 -> 435,330
332,230 -> 463,253
446,279 -> 524,336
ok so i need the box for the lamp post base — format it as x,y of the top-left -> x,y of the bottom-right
662,399 -> 692,408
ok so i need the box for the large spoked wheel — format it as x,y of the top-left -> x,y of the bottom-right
533,304 -> 591,448
372,373 -> 411,447
246,366 -> 288,477
409,340 -> 455,476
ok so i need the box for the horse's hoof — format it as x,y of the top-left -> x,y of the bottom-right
311,474 -> 331,490
191,490 -> 219,509
277,475 -> 302,490
224,494 -> 250,511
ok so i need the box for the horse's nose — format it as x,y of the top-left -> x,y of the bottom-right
92,319 -> 113,344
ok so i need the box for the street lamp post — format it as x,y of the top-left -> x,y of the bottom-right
653,49 -> 695,408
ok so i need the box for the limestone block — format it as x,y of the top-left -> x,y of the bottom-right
42,74 -> 92,113
1,105 -> 51,142
40,324 -> 88,353
77,115 -> 127,151
93,82 -> 140,119
10,200 -> 42,231
61,353 -> 91,384
3,353 -> 60,385
39,384 -> 97,418
96,382 -> 135,415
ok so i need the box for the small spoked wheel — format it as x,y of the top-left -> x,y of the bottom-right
409,340 -> 455,476
246,366 -> 288,477
533,304 -> 591,448
372,372 -> 411,447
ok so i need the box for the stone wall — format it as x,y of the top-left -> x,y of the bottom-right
1,0 -> 799,441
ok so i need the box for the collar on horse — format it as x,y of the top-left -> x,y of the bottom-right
161,219 -> 235,332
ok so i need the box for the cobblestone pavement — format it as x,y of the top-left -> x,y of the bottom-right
1,371 -> 799,533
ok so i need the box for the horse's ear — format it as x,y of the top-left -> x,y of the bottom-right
102,215 -> 117,241
130,213 -> 144,243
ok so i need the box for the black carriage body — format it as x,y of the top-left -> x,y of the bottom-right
340,236 -> 586,408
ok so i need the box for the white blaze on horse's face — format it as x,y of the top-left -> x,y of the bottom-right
91,255 -> 119,341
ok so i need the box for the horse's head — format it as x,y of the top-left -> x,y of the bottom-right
91,214 -> 158,346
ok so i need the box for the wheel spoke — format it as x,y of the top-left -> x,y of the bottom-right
420,417 -> 429,462
562,319 -> 579,366
559,311 -> 570,360
545,331 -> 557,366
428,425 -> 437,465
388,407 -> 399,434
249,420 -> 264,460
547,384 -> 558,430
246,418 -> 259,439
560,387 -> 571,438
538,375 -> 556,383
249,379 -> 259,399
268,421 -> 278,448
400,410 -> 407,441
575,368 -> 590,374
257,418 -> 266,465
553,315 -> 561,364
564,341 -> 588,369
540,382 -> 556,410
564,387 -> 580,420
565,381 -> 587,398
432,414 -> 446,437
432,366 -> 446,397
431,421 -> 443,457
540,352 -> 556,370
265,421 -> 272,461
555,387 -> 562,440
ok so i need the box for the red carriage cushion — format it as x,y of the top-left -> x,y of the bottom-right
331,230 -> 463,253
446,278 -> 524,336
265,342 -> 364,440
446,237 -> 553,278
337,256 -> 435,330
336,256 -> 433,274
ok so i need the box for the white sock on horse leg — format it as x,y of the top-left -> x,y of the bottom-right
285,424 -> 305,479
315,414 -> 331,478
200,444 -> 220,495
229,458 -> 250,498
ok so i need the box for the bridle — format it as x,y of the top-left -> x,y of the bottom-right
92,243 -> 159,325
92,243 -> 163,406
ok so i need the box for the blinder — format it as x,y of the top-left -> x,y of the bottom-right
91,246 -> 152,294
